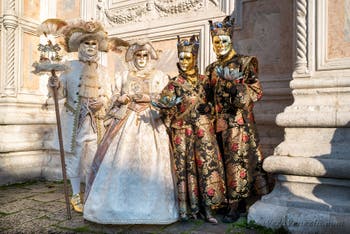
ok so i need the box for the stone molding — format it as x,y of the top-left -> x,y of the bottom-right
263,156 -> 350,179
317,0 -> 350,70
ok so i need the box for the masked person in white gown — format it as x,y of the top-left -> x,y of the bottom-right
83,41 -> 179,224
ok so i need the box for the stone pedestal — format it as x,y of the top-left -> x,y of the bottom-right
248,60 -> 350,233
248,0 -> 350,232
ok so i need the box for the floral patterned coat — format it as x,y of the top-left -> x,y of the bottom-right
158,73 -> 226,218
206,52 -> 264,201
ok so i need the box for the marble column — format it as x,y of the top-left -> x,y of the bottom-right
248,0 -> 350,233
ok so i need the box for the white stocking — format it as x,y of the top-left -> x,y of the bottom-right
70,177 -> 81,195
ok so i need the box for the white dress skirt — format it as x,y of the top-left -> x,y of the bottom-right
83,70 -> 179,224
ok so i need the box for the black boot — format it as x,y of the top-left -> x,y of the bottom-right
222,201 -> 240,223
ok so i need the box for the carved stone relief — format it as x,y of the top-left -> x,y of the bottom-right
101,0 -> 222,25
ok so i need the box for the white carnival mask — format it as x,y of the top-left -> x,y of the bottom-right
133,50 -> 150,70
212,35 -> 232,57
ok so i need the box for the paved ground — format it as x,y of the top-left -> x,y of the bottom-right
0,180 -> 277,234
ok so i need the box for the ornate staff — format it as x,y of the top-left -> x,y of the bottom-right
32,19 -> 71,220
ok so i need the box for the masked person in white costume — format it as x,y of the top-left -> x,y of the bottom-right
83,41 -> 179,224
48,20 -> 117,213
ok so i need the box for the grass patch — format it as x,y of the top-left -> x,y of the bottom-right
192,219 -> 204,226
0,180 -> 42,189
233,217 -> 289,234
0,211 -> 10,217
0,179 -> 65,190
55,224 -> 100,233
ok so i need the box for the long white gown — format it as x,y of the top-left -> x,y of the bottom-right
83,69 -> 179,224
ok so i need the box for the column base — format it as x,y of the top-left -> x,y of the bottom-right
248,175 -> 350,233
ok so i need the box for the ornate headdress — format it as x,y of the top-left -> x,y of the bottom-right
36,18 -> 128,54
125,40 -> 158,62
59,20 -> 109,52
177,35 -> 199,56
208,16 -> 235,38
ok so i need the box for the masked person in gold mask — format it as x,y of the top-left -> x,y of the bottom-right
153,35 -> 226,224
206,16 -> 266,223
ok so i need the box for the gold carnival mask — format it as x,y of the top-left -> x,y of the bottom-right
177,35 -> 199,75
178,51 -> 195,73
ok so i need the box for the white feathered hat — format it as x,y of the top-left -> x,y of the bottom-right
59,19 -> 109,52
36,18 -> 129,53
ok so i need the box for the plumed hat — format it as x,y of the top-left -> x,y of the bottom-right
125,40 -> 158,62
209,16 -> 235,38
59,20 -> 109,52
36,18 -> 129,54
177,35 -> 199,56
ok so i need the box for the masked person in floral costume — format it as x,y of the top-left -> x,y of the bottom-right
206,16 -> 265,222
153,35 -> 226,224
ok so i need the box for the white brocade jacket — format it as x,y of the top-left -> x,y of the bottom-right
50,60 -> 113,153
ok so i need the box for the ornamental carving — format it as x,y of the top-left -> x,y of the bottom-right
105,5 -> 148,24
103,0 -> 207,25
153,0 -> 204,15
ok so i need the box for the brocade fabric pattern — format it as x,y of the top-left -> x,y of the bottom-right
206,53 -> 264,201
159,74 -> 226,218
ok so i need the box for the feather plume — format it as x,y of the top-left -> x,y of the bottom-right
108,37 -> 129,53
37,18 -> 67,36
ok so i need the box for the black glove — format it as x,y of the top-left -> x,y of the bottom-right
224,83 -> 237,97
203,83 -> 214,102
197,103 -> 211,115
256,161 -> 264,172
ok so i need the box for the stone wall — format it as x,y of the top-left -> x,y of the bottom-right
0,0 -> 56,185
233,0 -> 294,157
